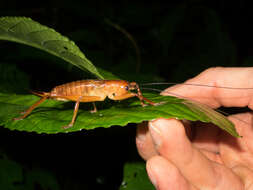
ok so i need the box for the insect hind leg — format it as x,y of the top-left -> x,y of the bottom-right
13,96 -> 49,120
90,102 -> 97,113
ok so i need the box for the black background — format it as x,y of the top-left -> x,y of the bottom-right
0,0 -> 252,189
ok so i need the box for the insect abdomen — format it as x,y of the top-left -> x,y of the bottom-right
50,80 -> 105,97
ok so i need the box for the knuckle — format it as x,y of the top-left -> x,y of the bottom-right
202,67 -> 224,75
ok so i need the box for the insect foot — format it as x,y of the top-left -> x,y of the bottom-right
90,109 -> 97,113
154,101 -> 166,106
13,117 -> 23,121
62,124 -> 73,129
20,111 -> 27,115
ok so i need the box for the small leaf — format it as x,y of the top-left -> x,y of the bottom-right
0,157 -> 23,189
0,17 -> 103,79
0,153 -> 59,190
0,92 -> 240,137
182,100 -> 240,137
119,162 -> 155,190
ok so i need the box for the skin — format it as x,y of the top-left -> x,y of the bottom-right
136,67 -> 253,190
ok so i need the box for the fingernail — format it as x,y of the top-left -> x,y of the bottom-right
149,121 -> 162,148
136,123 -> 148,142
136,132 -> 146,142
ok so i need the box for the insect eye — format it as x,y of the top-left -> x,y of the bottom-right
112,93 -> 116,96
125,86 -> 129,91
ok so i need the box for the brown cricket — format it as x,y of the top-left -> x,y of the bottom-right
13,80 -> 155,128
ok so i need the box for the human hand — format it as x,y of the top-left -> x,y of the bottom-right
136,67 -> 253,190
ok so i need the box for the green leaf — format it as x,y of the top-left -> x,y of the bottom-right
0,92 -> 240,137
119,162 -> 155,190
0,154 -> 59,190
0,157 -> 23,190
0,17 -> 103,79
24,169 -> 59,190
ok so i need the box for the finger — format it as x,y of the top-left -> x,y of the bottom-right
198,149 -> 222,164
219,113 -> 253,168
136,122 -> 158,160
192,122 -> 221,153
187,123 -> 222,163
232,165 -> 253,189
136,120 -> 193,160
146,156 -> 197,190
149,118 -> 244,189
161,67 -> 253,109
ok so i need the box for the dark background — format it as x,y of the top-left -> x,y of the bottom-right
0,0 -> 252,189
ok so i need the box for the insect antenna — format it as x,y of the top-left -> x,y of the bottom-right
141,87 -> 163,93
141,82 -> 253,90
140,86 -> 251,127
141,87 -> 199,98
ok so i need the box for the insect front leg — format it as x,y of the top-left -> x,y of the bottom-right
111,93 -> 150,107
134,84 -> 155,106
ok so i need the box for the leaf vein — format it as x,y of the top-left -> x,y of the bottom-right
27,28 -> 53,35
41,39 -> 71,46
7,20 -> 26,33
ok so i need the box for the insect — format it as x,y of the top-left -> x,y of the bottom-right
13,80 -> 155,129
